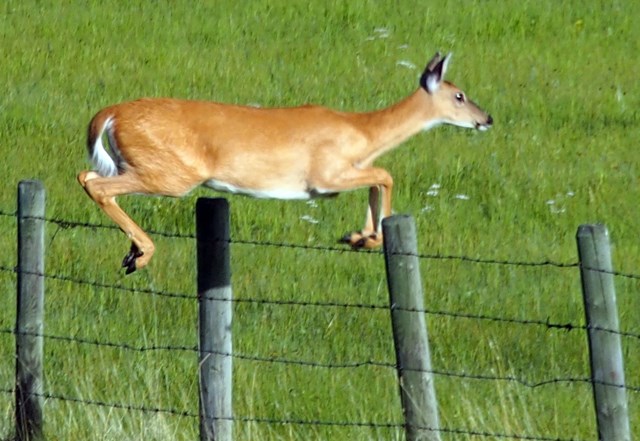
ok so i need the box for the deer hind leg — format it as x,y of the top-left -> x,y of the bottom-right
332,167 -> 393,249
77,170 -> 155,274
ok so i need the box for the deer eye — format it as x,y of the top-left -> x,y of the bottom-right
455,92 -> 466,103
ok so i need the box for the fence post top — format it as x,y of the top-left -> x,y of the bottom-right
18,179 -> 44,187
381,214 -> 413,226
576,224 -> 609,238
196,197 -> 229,211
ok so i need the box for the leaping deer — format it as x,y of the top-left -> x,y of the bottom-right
78,52 -> 492,274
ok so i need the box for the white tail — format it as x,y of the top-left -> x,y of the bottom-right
89,117 -> 118,177
78,52 -> 492,273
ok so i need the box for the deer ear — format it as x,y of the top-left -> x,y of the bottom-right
425,52 -> 443,71
420,52 -> 452,94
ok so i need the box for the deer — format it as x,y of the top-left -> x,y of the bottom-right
78,52 -> 492,274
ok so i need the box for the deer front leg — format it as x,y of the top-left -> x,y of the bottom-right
78,171 -> 156,274
341,185 -> 381,248
336,167 -> 393,249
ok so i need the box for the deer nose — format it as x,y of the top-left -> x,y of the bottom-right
487,115 -> 493,126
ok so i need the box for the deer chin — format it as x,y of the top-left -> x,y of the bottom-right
476,114 -> 493,131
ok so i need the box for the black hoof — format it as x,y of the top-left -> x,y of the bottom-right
338,233 -> 371,249
353,237 -> 367,248
123,259 -> 137,274
122,245 -> 143,275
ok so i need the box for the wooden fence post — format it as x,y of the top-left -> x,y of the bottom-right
382,215 -> 441,441
576,224 -> 630,441
196,198 -> 233,441
15,180 -> 46,441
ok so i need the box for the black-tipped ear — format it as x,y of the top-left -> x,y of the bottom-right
425,52 -> 443,72
420,52 -> 451,94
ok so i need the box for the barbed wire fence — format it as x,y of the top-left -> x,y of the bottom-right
0,183 -> 638,440
2,206 -> 639,281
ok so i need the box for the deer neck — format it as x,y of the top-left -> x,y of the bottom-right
350,89 -> 438,167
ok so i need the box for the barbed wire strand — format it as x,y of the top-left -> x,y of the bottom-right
2,327 -> 639,393
2,210 -> 638,280
0,386 -> 588,441
1,264 -> 639,341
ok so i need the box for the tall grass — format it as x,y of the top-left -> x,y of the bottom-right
1,0 -> 639,439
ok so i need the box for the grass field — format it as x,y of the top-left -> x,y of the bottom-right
1,0 -> 639,439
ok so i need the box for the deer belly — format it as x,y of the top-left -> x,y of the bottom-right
203,179 -> 316,200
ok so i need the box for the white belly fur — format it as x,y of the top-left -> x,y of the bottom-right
203,179 -> 314,200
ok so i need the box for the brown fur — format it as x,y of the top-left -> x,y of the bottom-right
78,53 -> 492,273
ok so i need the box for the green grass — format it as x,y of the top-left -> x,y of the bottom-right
1,0 -> 639,439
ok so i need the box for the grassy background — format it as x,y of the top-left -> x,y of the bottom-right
1,0 -> 639,439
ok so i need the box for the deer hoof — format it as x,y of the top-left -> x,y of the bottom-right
122,244 -> 144,274
339,232 -> 379,249
354,237 -> 367,248
338,233 -> 354,244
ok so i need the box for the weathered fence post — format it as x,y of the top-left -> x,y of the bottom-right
576,224 -> 630,441
15,180 -> 46,441
382,215 -> 441,441
196,198 -> 233,441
